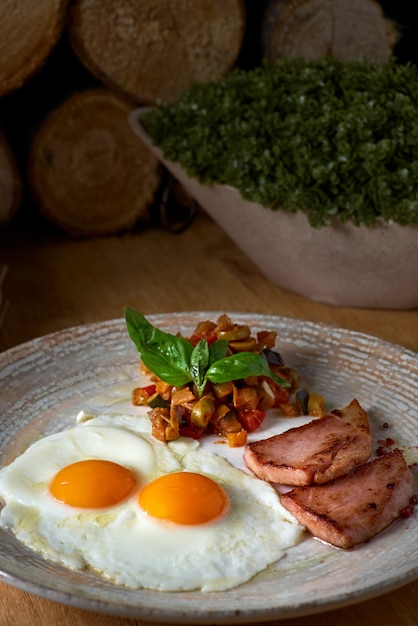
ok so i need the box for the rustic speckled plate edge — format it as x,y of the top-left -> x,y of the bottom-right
0,312 -> 417,623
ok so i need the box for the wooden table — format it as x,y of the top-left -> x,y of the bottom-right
0,214 -> 417,626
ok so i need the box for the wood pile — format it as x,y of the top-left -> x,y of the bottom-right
0,0 -> 412,237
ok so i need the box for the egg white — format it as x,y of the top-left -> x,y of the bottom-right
0,414 -> 304,592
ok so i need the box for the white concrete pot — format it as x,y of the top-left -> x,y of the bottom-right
130,108 -> 418,309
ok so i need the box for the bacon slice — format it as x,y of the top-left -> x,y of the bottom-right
280,449 -> 413,548
243,399 -> 371,485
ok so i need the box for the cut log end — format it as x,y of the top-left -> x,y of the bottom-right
0,134 -> 22,224
0,0 -> 69,97
68,0 -> 245,104
262,0 -> 398,63
28,89 -> 161,237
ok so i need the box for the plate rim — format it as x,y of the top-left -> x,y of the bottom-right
2,310 -> 418,362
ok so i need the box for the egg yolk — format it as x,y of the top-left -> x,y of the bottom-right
49,460 -> 137,508
138,471 -> 229,525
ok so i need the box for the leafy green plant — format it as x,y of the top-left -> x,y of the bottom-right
125,307 -> 289,396
143,56 -> 418,228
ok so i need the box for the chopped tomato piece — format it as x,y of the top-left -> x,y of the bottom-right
141,384 -> 157,395
188,330 -> 218,346
236,408 -> 266,432
179,424 -> 205,439
256,330 -> 277,350
273,388 -> 290,407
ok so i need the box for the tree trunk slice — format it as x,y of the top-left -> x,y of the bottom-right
0,134 -> 21,224
0,0 -> 69,97
262,0 -> 398,63
28,89 -> 161,237
68,0 -> 245,104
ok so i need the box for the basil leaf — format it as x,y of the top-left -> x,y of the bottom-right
190,339 -> 209,393
125,307 -> 193,386
207,351 -> 290,387
125,309 -> 291,395
208,339 -> 228,364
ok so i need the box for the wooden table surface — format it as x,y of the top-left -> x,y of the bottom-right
0,214 -> 417,626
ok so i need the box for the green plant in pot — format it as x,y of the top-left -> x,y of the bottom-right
130,57 -> 418,309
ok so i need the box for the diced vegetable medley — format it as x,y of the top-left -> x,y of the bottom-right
130,313 -> 324,446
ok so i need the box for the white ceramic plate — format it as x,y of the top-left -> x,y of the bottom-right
0,312 -> 417,622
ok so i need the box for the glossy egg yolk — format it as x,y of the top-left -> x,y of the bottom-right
138,471 -> 229,525
49,460 -> 137,508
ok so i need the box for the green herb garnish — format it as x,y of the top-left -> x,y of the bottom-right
143,56 -> 418,228
125,307 -> 289,396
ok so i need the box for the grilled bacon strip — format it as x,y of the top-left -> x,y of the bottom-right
280,449 -> 413,548
243,399 -> 371,485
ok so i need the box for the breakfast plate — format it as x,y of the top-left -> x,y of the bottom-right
0,312 -> 417,622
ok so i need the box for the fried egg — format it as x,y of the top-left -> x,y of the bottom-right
0,415 -> 304,592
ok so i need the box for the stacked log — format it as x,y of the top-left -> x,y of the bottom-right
0,0 -> 68,98
262,0 -> 398,63
68,0 -> 246,103
28,90 -> 161,237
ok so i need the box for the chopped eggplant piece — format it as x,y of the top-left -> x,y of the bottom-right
262,348 -> 285,366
